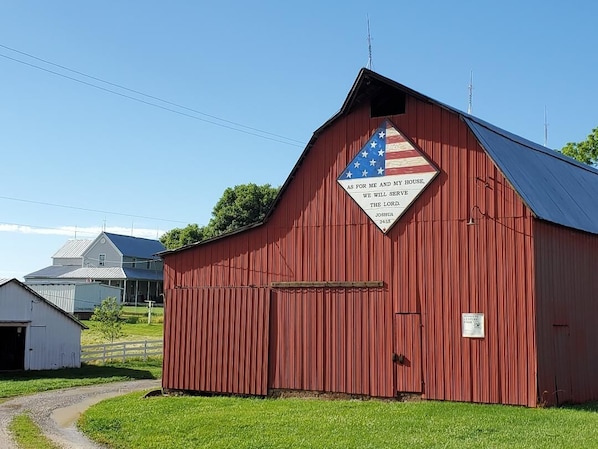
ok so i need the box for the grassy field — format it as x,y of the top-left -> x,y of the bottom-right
80,395 -> 598,449
122,305 -> 164,318
0,359 -> 162,399
81,305 -> 164,345
81,321 -> 164,345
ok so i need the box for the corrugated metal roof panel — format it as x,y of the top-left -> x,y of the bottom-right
465,117 -> 598,235
25,266 -> 76,279
104,233 -> 165,259
26,266 -> 162,281
122,267 -> 163,281
60,267 -> 125,279
52,239 -> 93,258
26,266 -> 120,280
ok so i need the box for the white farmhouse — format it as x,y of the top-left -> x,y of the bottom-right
25,232 -> 165,307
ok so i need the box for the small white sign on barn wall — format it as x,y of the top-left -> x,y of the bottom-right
462,313 -> 485,338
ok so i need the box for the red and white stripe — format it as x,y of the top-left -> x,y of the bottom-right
385,125 -> 436,175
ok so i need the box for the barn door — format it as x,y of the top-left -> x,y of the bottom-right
27,326 -> 47,370
393,313 -> 422,394
0,326 -> 26,370
553,325 -> 572,405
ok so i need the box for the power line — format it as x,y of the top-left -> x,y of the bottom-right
0,44 -> 306,148
0,220 -> 168,239
0,195 -> 190,224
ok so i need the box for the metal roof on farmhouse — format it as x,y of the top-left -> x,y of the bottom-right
103,233 -> 165,259
24,266 -> 163,281
52,239 -> 93,259
161,69 -> 598,257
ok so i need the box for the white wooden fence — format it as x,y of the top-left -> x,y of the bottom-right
81,339 -> 163,363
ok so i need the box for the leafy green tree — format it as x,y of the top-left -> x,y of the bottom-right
160,223 -> 206,250
160,183 -> 279,250
561,126 -> 598,165
91,297 -> 124,342
208,183 -> 279,236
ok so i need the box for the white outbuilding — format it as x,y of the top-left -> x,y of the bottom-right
26,282 -> 122,319
0,278 -> 86,371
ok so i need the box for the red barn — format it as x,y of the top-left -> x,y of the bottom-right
160,69 -> 598,407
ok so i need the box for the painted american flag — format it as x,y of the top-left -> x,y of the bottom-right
339,121 -> 437,180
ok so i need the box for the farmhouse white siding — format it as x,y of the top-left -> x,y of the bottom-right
0,279 -> 85,370
84,236 -> 122,268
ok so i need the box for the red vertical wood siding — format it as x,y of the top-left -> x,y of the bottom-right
268,287 -> 393,397
162,90 -> 538,405
394,314 -> 423,393
162,286 -> 269,395
534,221 -> 598,405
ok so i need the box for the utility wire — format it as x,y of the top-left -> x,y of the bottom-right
0,45 -> 306,148
0,220 -> 166,237
0,195 -> 190,224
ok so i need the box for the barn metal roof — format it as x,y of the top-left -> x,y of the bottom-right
103,233 -> 165,259
464,117 -> 598,235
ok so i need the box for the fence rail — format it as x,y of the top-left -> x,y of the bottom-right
81,339 -> 163,363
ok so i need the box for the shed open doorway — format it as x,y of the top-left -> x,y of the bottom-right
0,326 -> 26,370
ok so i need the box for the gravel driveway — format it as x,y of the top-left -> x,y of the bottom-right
0,379 -> 161,449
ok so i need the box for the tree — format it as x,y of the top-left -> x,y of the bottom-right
160,183 -> 280,250
160,223 -> 207,250
208,183 -> 279,236
91,297 -> 124,342
561,126 -> 598,166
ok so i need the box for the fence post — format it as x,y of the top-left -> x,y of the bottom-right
103,344 -> 106,364
123,343 -> 126,362
144,340 -> 148,361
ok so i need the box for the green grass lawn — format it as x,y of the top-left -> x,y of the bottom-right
0,359 -> 162,399
80,395 -> 598,449
81,321 -> 164,345
80,305 -> 164,345
122,305 -> 164,316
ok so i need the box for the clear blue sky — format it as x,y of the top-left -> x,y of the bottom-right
1,1 -> 596,279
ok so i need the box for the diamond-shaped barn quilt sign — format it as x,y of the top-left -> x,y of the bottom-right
337,120 -> 439,233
